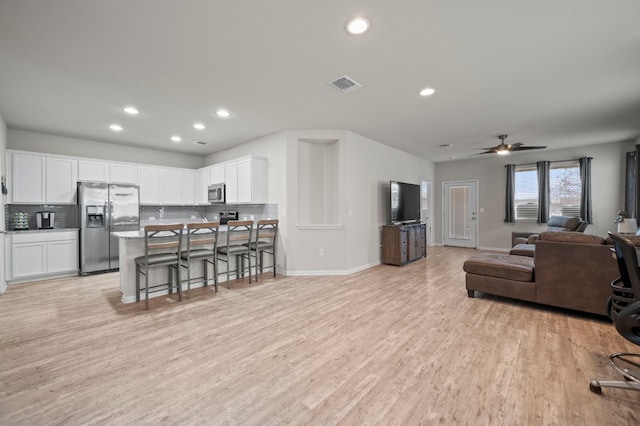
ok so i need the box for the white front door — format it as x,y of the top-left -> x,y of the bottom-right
443,180 -> 478,248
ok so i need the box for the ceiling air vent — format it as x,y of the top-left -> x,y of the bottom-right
193,140 -> 207,146
328,75 -> 362,93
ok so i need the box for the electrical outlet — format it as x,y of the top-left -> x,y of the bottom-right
319,248 -> 325,256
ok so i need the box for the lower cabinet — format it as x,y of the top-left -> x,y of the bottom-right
382,223 -> 426,266
6,230 -> 78,282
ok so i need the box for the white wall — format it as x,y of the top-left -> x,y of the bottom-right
0,113 -> 7,293
8,129 -> 204,169
206,131 -> 289,270
206,129 -> 435,274
435,139 -> 636,250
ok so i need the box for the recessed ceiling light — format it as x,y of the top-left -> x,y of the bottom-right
216,109 -> 231,118
171,135 -> 182,143
123,106 -> 139,115
193,122 -> 205,130
420,87 -> 436,97
109,124 -> 123,132
346,17 -> 370,35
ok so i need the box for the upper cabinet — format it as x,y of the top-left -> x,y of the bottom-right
160,168 -> 183,205
8,152 -> 77,204
46,157 -> 78,203
78,159 -> 109,182
6,150 -> 269,206
78,159 -> 137,184
9,152 -> 46,203
210,164 -> 225,184
139,166 -> 196,205
224,156 -> 266,204
137,166 -> 162,204
181,170 -> 195,205
109,162 -> 137,184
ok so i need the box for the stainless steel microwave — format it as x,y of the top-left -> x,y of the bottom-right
208,183 -> 225,203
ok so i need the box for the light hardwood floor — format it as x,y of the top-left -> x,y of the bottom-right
1,246 -> 638,425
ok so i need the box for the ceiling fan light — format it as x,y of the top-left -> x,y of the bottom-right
497,149 -> 510,155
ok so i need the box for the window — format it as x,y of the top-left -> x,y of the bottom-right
514,165 -> 538,220
514,161 -> 581,221
549,161 -> 581,217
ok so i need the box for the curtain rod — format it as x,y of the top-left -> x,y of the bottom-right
504,156 -> 593,167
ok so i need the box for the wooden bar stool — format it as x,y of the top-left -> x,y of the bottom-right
245,219 -> 278,280
216,220 -> 253,287
135,224 -> 183,310
180,222 -> 220,297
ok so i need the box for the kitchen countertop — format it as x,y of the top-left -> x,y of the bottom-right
5,228 -> 79,234
113,225 -> 234,239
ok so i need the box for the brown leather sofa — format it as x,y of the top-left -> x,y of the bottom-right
511,215 -> 588,247
465,232 -> 618,316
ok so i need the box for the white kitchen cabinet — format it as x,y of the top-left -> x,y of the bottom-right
46,156 -> 78,203
138,166 -> 162,204
195,168 -> 209,204
7,230 -> 78,282
11,242 -> 47,278
224,156 -> 266,204
210,164 -> 225,184
225,161 -> 238,204
47,239 -> 78,274
181,170 -> 195,205
9,152 -> 46,203
78,159 -> 109,182
160,168 -> 183,205
109,162 -> 137,184
8,152 -> 77,204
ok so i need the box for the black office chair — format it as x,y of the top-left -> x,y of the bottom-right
589,232 -> 640,394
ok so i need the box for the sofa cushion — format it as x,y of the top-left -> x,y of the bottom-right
606,234 -> 640,247
463,254 -> 534,282
509,244 -> 535,257
537,231 -> 605,245
547,215 -> 581,230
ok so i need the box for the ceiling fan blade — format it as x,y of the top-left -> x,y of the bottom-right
509,142 -> 524,149
510,145 -> 547,151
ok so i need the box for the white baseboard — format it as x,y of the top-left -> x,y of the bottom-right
0,280 -> 7,294
284,261 -> 380,277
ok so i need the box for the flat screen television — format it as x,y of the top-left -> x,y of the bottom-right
390,181 -> 421,224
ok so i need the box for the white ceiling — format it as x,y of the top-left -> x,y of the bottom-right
1,0 -> 640,163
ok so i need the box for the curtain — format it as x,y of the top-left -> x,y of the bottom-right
537,161 -> 550,223
579,156 -> 593,223
625,151 -> 636,218
635,144 -> 640,220
504,164 -> 515,223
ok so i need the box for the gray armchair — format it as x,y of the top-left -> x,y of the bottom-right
511,215 -> 587,247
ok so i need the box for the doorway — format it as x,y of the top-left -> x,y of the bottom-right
443,180 -> 478,248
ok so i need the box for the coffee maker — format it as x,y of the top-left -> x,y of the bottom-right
36,211 -> 55,229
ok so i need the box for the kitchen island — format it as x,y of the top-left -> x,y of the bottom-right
113,226 -> 233,303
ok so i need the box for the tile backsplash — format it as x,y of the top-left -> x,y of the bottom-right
6,204 -> 78,230
5,203 -> 279,230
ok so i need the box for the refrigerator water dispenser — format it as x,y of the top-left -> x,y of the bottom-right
86,205 -> 105,228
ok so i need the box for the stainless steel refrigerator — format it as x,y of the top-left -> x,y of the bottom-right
78,182 -> 140,275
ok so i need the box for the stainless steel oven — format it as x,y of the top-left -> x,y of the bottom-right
208,183 -> 225,203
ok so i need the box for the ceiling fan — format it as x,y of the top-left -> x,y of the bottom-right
476,134 -> 547,155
